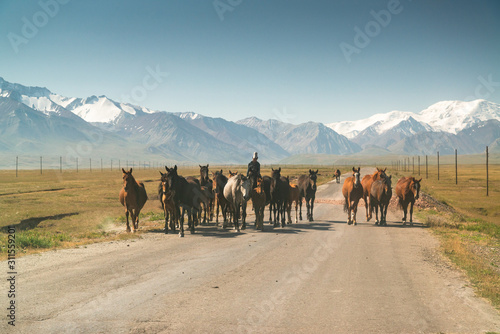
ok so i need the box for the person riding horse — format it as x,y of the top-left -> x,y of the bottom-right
246,152 -> 261,189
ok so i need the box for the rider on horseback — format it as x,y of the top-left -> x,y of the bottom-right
246,152 -> 261,189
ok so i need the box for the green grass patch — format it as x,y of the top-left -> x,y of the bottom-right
15,230 -> 71,249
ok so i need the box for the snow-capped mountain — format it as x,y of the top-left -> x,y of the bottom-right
1,76 -> 499,163
417,99 -> 500,134
327,99 -> 500,138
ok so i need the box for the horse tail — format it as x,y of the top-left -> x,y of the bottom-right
396,196 -> 403,210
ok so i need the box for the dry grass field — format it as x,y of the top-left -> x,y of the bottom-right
388,163 -> 500,308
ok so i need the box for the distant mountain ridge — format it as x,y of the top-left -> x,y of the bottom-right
0,76 -> 499,164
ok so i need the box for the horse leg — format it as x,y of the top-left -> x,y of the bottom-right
281,202 -> 286,228
287,202 -> 292,224
189,208 -> 196,234
383,203 -> 388,226
125,209 -> 131,232
353,201 -> 358,225
234,205 -> 240,232
306,197 -> 311,221
135,208 -> 141,230
215,197 -> 220,224
129,209 -> 136,233
295,201 -> 298,224
402,202 -> 408,225
179,207 -> 185,237
310,197 -> 315,222
409,200 -> 414,226
241,201 -> 247,230
299,198 -> 303,221
163,205 -> 169,234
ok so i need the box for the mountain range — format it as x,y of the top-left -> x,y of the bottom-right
0,76 -> 499,165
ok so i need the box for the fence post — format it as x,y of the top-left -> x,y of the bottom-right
425,155 -> 428,179
486,146 -> 489,196
76,157 -> 79,173
60,156 -> 62,173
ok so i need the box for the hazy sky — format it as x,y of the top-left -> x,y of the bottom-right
1,0 -> 499,124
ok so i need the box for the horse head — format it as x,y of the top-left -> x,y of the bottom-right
384,175 -> 392,192
199,164 -> 209,182
164,165 -> 178,189
271,167 -> 281,180
352,167 -> 361,188
309,169 -> 319,191
240,175 -> 252,201
122,168 -> 134,191
411,178 -> 422,200
374,167 -> 387,181
248,169 -> 258,189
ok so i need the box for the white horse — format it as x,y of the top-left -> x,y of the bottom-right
223,173 -> 252,232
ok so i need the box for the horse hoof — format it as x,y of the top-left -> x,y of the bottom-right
179,232 -> 184,237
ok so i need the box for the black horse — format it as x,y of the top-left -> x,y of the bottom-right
212,170 -> 229,225
270,167 -> 288,227
164,165 -> 205,237
298,169 -> 319,222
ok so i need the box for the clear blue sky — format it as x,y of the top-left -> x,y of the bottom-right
1,0 -> 499,124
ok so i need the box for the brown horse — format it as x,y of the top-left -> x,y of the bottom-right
251,176 -> 267,231
334,169 -> 341,183
342,167 -> 363,225
159,171 -> 178,233
370,175 -> 392,226
395,177 -> 422,226
119,168 -> 148,232
361,167 -> 387,221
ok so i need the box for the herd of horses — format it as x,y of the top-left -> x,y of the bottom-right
342,167 -> 421,226
119,165 -> 421,236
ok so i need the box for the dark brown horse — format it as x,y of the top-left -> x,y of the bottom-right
361,167 -> 387,221
270,167 -> 288,227
395,177 -> 422,226
370,175 -> 392,226
212,170 -> 229,225
298,169 -> 319,222
199,164 -> 214,221
159,171 -> 179,233
251,176 -> 267,231
342,167 -> 363,225
119,168 -> 148,232
334,169 -> 341,183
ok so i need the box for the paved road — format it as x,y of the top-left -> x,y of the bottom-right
2,169 -> 500,333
